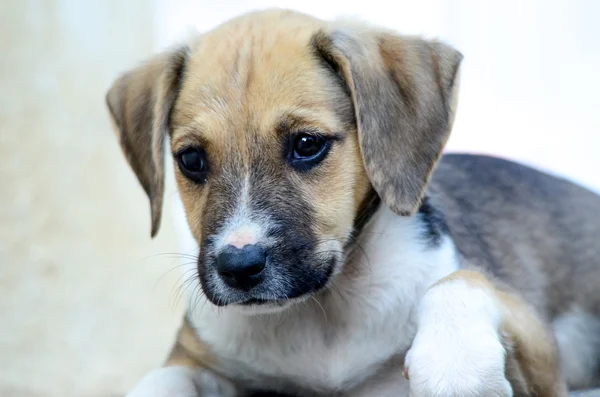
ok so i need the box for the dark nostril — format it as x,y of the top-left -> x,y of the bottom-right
216,244 -> 267,290
244,261 -> 264,276
218,270 -> 235,280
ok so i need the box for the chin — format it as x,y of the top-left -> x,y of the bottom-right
201,274 -> 332,315
203,286 -> 321,315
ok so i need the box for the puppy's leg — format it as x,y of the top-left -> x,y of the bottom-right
126,316 -> 236,397
404,269 -> 568,397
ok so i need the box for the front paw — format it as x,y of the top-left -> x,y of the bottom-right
126,366 -> 235,397
404,280 -> 513,397
404,331 -> 512,397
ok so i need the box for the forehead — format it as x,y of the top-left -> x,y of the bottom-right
171,11 -> 342,144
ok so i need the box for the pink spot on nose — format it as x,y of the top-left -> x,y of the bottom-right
224,226 -> 258,249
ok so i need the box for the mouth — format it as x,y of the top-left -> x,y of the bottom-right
235,293 -> 303,307
232,295 -> 308,315
239,297 -> 275,305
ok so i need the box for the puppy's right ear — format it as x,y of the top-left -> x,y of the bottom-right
311,27 -> 462,217
106,47 -> 188,238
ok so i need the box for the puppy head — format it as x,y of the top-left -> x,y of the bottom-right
106,9 -> 462,311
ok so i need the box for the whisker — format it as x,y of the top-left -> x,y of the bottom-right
171,272 -> 199,310
154,262 -> 197,291
146,252 -> 199,261
309,294 -> 328,323
355,242 -> 373,278
190,283 -> 208,314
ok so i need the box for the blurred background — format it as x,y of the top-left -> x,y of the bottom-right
1,1 -> 598,396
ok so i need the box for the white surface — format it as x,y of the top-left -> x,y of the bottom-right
1,2 -> 185,396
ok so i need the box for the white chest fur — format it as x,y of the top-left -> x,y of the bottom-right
188,207 -> 460,393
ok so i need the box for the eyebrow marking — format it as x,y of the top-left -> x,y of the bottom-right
275,109 -> 344,139
170,132 -> 211,152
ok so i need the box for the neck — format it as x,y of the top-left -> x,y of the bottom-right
307,202 -> 459,322
346,188 -> 381,248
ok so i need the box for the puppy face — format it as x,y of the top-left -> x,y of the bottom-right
106,9 -> 462,311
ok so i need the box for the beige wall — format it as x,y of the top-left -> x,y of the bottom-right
0,2 -> 184,396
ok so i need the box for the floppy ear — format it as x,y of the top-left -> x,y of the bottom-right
312,26 -> 462,215
106,46 -> 188,237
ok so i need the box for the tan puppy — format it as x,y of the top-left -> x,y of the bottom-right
106,9 -> 600,397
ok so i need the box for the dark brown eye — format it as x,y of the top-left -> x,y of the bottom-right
293,134 -> 326,159
288,133 -> 333,172
177,147 -> 207,183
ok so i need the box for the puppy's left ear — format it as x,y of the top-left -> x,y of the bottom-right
312,26 -> 462,215
106,46 -> 188,237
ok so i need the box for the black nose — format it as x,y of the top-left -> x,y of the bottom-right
216,244 -> 266,291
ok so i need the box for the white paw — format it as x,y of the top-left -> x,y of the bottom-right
404,280 -> 513,397
125,366 -> 235,397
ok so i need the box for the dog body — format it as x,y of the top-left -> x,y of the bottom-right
106,9 -> 600,397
